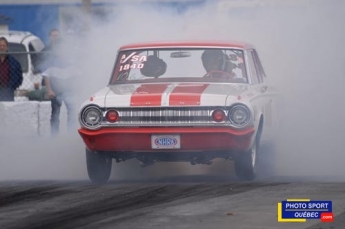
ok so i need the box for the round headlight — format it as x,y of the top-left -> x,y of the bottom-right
81,106 -> 103,129
228,104 -> 251,127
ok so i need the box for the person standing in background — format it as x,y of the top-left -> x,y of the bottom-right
45,29 -> 60,50
37,29 -> 61,75
37,29 -> 64,135
0,37 -> 23,101
42,56 -> 81,136
24,30 -> 61,102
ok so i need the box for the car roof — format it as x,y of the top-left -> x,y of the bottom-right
119,40 -> 255,50
0,30 -> 38,44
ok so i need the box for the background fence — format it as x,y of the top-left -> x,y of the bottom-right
0,49 -> 73,135
0,50 -> 49,101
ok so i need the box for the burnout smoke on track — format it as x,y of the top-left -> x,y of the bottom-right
1,0 -> 344,181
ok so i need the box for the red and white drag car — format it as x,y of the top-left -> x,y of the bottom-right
78,41 -> 280,183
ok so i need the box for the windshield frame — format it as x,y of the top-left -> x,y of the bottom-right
109,47 -> 248,85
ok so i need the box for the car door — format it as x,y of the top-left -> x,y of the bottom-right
246,49 -> 279,141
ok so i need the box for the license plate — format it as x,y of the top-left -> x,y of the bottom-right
151,135 -> 181,149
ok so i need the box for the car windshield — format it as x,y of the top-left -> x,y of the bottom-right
110,48 -> 248,84
8,43 -> 29,73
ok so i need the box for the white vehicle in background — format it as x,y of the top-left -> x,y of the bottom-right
0,30 -> 45,93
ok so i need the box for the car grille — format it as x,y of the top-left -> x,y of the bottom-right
103,107 -> 225,125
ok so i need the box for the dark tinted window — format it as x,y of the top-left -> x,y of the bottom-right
8,43 -> 28,73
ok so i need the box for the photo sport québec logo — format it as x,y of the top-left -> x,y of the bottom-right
277,199 -> 333,223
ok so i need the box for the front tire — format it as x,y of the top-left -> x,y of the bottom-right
234,137 -> 258,181
86,148 -> 112,183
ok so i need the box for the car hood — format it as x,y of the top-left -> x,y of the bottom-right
104,82 -> 249,107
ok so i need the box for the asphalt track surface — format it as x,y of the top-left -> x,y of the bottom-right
1,178 -> 345,229
1,137 -> 345,229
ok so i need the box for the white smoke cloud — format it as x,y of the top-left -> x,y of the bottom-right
1,0 -> 345,181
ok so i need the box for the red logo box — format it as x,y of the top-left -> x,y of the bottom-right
320,212 -> 334,222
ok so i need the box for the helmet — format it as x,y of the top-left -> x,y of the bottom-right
201,49 -> 226,71
140,55 -> 167,77
201,49 -> 224,61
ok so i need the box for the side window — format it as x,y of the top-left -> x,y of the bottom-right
29,43 -> 40,73
252,50 -> 266,83
247,51 -> 259,84
8,43 -> 28,73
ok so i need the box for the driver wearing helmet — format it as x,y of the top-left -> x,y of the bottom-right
201,49 -> 235,79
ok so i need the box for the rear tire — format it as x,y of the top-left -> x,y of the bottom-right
86,148 -> 112,184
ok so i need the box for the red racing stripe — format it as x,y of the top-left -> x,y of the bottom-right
130,84 -> 170,106
169,83 -> 209,106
